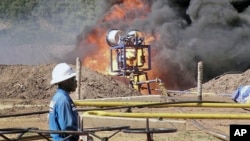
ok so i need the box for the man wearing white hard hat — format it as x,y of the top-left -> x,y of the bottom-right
48,63 -> 79,141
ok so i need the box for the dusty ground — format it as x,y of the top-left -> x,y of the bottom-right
0,64 -> 250,141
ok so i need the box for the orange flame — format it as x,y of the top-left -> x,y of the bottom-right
82,0 -> 152,75
82,28 -> 110,74
103,0 -> 147,21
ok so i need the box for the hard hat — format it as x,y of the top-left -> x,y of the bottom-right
50,63 -> 76,85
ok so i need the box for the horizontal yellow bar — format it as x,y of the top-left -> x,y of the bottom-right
74,101 -> 250,108
83,111 -> 250,119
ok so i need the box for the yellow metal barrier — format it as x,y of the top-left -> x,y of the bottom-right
83,111 -> 250,119
74,101 -> 250,108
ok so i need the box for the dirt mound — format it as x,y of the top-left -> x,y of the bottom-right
0,64 -> 141,101
0,64 -> 54,100
196,70 -> 250,95
1,63 -> 249,101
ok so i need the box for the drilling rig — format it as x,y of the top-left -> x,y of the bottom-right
106,29 -> 166,94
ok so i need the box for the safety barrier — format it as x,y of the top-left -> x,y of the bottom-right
74,100 -> 250,108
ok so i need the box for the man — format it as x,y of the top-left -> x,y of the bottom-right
49,63 -> 79,141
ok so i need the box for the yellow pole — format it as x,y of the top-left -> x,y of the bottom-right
74,101 -> 250,108
83,111 -> 250,119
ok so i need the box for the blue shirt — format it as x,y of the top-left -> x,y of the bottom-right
49,88 -> 79,141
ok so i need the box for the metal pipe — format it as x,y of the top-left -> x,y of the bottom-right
152,89 -> 231,96
134,78 -> 160,85
197,61 -> 203,101
76,57 -> 82,100
83,111 -> 250,119
74,101 -> 250,108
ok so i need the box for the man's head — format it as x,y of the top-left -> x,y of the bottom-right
50,63 -> 77,92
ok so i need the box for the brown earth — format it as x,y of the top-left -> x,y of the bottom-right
0,64 -> 141,101
0,64 -> 250,141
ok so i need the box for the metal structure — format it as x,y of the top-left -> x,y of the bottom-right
84,126 -> 129,141
0,114 -> 128,141
2,99 -> 244,141
123,118 -> 177,141
0,127 -> 82,141
106,29 -> 164,94
0,126 -> 130,141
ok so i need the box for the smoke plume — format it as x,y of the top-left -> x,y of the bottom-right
1,0 -> 249,90
76,0 -> 250,90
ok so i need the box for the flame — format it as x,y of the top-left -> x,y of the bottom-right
82,0 -> 151,75
77,0 -> 197,92
79,0 -> 165,94
82,28 -> 110,74
103,0 -> 147,22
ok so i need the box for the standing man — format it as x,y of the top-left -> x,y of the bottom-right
49,63 -> 79,141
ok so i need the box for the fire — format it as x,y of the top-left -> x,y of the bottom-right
81,0 -> 161,93
79,0 -> 165,94
103,0 -> 147,22
81,0 -> 152,75
77,0 -> 197,92
82,28 -> 110,74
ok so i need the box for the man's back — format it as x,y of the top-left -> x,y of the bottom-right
49,88 -> 79,141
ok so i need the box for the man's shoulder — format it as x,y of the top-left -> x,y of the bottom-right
53,92 -> 68,102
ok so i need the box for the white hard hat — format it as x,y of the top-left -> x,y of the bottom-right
50,63 -> 76,85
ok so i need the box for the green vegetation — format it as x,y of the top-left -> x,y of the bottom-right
0,0 -> 97,46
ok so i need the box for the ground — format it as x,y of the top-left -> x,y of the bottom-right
0,64 -> 250,141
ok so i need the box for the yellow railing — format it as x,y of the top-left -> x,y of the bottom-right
74,101 -> 250,108
83,111 -> 250,119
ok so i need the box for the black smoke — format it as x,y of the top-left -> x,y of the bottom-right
76,0 -> 250,90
